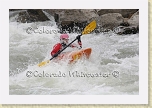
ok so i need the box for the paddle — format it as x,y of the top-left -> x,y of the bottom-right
38,20 -> 96,67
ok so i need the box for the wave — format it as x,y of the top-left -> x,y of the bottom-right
9,18 -> 139,95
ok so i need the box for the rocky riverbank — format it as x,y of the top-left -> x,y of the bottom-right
9,9 -> 139,35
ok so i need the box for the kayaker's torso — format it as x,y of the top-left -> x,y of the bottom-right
51,43 -> 77,57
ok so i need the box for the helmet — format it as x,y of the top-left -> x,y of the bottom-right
60,34 -> 69,45
60,34 -> 69,40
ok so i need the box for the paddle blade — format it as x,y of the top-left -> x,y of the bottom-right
82,20 -> 96,35
38,60 -> 50,67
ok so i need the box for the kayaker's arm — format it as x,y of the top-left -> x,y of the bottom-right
69,35 -> 82,49
76,35 -> 82,49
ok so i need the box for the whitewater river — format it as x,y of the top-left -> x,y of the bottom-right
9,12 -> 139,95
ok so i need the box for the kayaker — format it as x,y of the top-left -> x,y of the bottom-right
51,34 -> 82,57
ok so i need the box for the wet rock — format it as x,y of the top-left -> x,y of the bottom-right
123,26 -> 138,34
17,9 -> 50,23
96,13 -> 124,31
53,9 -> 138,34
113,10 -> 139,35
13,9 -> 139,35
113,26 -> 138,35
44,9 -> 98,23
9,9 -> 24,11
43,9 -> 98,33
128,10 -> 139,26
9,10 -> 26,19
97,9 -> 139,18
119,18 -> 130,27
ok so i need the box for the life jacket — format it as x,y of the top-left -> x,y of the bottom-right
51,43 -> 62,56
51,43 -> 70,56
51,42 -> 80,57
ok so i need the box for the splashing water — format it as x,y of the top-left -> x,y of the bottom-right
9,12 -> 139,95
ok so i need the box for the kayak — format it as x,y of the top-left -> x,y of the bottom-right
56,48 -> 92,63
38,48 -> 92,67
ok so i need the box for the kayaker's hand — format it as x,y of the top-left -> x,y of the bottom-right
77,35 -> 82,49
78,41 -> 82,49
76,35 -> 81,42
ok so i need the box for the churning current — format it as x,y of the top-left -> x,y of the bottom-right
9,13 -> 139,95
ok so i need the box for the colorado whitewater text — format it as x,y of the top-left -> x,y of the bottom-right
26,70 -> 119,78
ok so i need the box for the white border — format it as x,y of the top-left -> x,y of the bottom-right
0,0 -> 148,104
